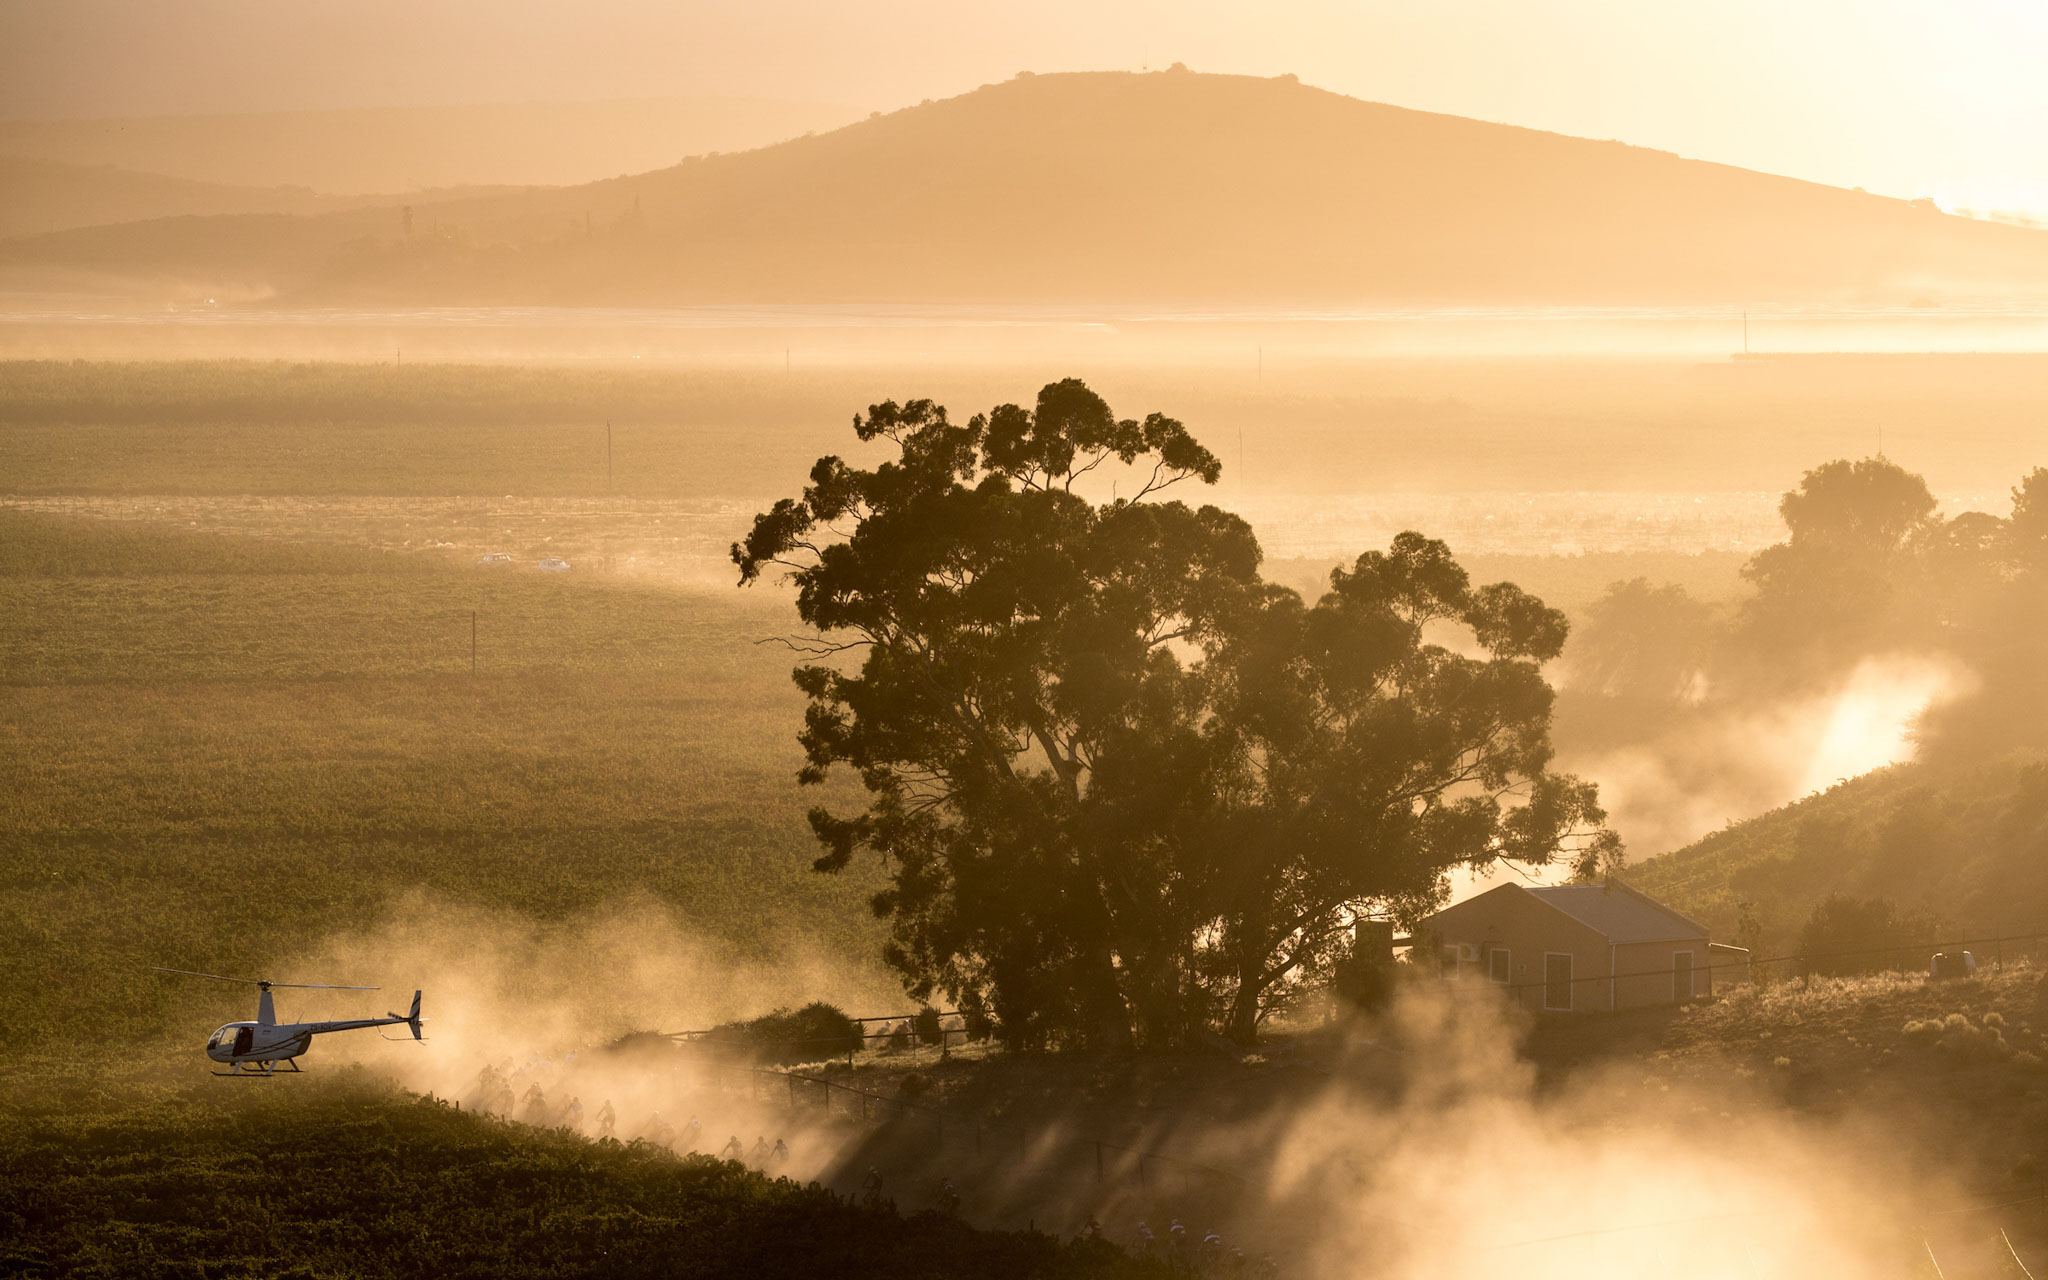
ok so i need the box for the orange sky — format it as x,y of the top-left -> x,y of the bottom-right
4,0 -> 2046,218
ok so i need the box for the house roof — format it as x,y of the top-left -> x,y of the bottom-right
1524,883 -> 1709,943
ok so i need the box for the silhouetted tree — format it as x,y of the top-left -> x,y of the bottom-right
2009,467 -> 2048,573
1740,457 -> 1937,666
1562,577 -> 1716,705
735,379 -> 1616,1047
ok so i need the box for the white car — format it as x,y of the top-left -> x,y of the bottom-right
537,557 -> 571,573
477,553 -> 513,567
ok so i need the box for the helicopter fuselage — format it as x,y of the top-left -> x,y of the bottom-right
205,1018 -> 392,1066
201,989 -> 422,1075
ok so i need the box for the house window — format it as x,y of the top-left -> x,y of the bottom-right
1543,953 -> 1573,1011
1488,948 -> 1511,985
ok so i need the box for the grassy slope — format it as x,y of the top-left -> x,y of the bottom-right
1626,752 -> 2048,956
0,507 -> 888,1052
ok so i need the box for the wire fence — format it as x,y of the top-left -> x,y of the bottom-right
1473,1178 -> 2048,1275
1436,928 -> 2044,1006
696,1057 -> 1247,1193
699,1055 -> 2048,1272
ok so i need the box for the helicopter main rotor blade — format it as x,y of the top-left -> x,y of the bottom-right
267,982 -> 380,991
149,967 -> 378,991
150,966 -> 260,985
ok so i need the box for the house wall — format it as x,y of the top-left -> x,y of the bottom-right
1611,938 -> 1712,1009
1420,885 -> 1611,1013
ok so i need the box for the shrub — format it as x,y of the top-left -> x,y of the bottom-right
914,1005 -> 943,1046
898,1072 -> 930,1099
1986,1012 -> 2007,1029
961,993 -> 995,1044
710,1003 -> 862,1066
1796,894 -> 1943,978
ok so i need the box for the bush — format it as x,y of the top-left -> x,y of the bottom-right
710,1002 -> 862,1066
961,993 -> 995,1044
1797,894 -> 1942,978
914,1005 -> 943,1046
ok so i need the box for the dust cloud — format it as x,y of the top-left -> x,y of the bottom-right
1264,992 -> 1917,1279
1569,653 -> 1975,855
303,891 -> 899,1180
299,898 -> 1940,1277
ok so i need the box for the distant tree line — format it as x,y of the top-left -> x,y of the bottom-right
736,379 -> 1617,1049
1565,454 -> 2048,758
1573,454 -> 2048,957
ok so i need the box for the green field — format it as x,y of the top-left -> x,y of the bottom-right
8,355 -> 2046,500
0,506 -> 893,1057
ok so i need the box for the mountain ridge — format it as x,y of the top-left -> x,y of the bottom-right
8,69 -> 2047,306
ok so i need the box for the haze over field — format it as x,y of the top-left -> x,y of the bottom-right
6,6 -> 2048,1279
0,97 -> 871,196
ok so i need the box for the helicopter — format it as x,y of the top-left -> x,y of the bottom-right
152,967 -> 424,1077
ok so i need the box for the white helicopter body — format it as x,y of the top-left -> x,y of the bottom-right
156,968 -> 423,1076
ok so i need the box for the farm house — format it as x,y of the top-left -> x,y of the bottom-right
1416,881 -> 1746,1012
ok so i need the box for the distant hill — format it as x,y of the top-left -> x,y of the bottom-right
7,69 -> 2048,305
0,154 -> 516,240
0,96 -> 871,194
1628,752 -> 2048,956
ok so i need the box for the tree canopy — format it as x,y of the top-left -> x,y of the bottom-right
735,379 -> 1618,1047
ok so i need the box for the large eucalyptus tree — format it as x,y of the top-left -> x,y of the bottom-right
735,379 -> 1617,1047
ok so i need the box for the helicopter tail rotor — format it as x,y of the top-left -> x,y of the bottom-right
386,990 -> 425,1041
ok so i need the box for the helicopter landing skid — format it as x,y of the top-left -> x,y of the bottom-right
213,1059 -> 300,1078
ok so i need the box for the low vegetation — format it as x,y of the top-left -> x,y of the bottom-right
0,1070 -> 1153,1280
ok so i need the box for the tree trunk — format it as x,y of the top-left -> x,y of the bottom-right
1225,968 -> 1265,1046
1078,936 -> 1135,1051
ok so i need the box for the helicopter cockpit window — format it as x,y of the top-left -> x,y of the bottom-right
208,1027 -> 227,1049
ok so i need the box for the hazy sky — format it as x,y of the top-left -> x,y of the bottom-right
6,0 -> 2048,215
